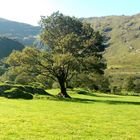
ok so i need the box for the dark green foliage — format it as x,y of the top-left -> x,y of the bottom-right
0,65 -> 49,87
15,85 -> 34,94
33,88 -> 49,95
0,37 -> 24,59
14,73 -> 34,85
122,77 -> 140,93
98,78 -> 110,93
108,75 -> 140,94
4,88 -> 33,99
16,85 -> 50,95
134,79 -> 140,93
0,84 -> 33,99
0,84 -> 50,99
73,73 -> 109,92
122,77 -> 135,92
111,86 -> 122,94
77,90 -> 89,95
30,82 -> 46,89
0,84 -> 11,94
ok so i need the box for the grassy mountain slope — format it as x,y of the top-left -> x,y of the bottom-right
83,13 -> 140,75
0,37 -> 24,59
0,15 -> 139,75
0,18 -> 40,45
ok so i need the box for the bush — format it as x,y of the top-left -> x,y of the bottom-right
4,88 -> 33,99
77,90 -> 89,95
122,77 -> 135,92
122,77 -> 140,93
21,86 -> 34,94
111,86 -> 121,94
0,83 -> 50,99
0,84 -> 11,95
98,78 -> 110,93
30,82 -> 46,89
133,79 -> 140,93
33,88 -> 50,95
13,85 -> 50,95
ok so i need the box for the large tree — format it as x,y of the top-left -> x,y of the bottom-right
6,12 -> 106,98
39,12 -> 106,97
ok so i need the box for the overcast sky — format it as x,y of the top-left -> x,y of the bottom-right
0,0 -> 140,26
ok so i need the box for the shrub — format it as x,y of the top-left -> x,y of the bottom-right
98,78 -> 110,93
0,84 -> 11,95
0,84 -> 50,99
33,88 -> 50,95
13,85 -> 50,95
122,77 -> 140,93
30,82 -> 46,89
133,79 -> 140,93
122,77 -> 135,92
77,90 -> 89,95
4,88 -> 33,99
111,86 -> 121,94
22,86 -> 34,94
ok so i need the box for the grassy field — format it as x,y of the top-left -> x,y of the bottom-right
0,89 -> 140,140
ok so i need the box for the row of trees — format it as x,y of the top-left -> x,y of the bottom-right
109,76 -> 140,94
0,12 -> 106,98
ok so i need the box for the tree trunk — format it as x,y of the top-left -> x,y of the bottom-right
58,78 -> 71,98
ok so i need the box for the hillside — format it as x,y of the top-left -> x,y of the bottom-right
0,37 -> 24,59
0,18 -> 40,45
0,14 -> 140,75
83,13 -> 140,75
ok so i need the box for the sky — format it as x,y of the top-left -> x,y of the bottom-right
0,0 -> 140,26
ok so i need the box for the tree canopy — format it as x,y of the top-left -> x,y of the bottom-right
6,12 -> 106,98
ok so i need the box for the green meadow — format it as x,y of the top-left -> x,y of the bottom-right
0,89 -> 140,140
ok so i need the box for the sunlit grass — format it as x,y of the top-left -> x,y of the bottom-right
0,89 -> 140,140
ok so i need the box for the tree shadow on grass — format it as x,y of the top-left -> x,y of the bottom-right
79,92 -> 119,98
49,96 -> 140,105
75,90 -> 120,98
